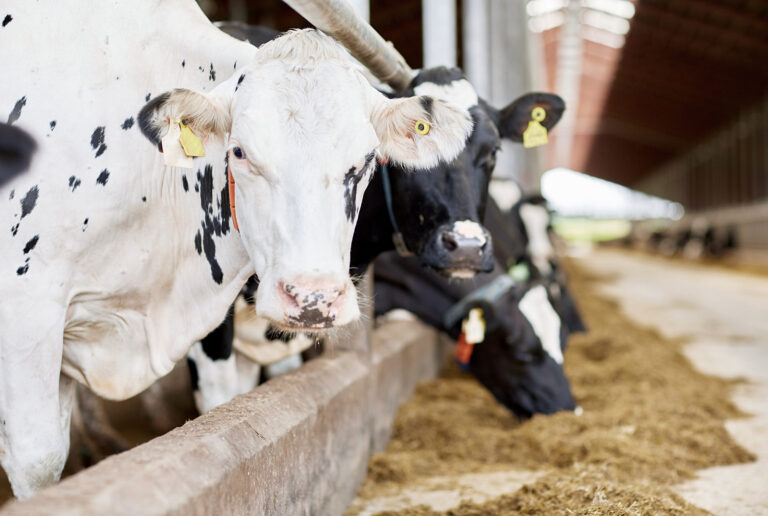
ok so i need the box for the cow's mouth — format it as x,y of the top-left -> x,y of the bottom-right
445,268 -> 477,279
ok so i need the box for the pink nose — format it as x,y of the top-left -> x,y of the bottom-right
279,278 -> 347,328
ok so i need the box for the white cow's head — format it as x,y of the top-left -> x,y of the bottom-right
139,29 -> 472,330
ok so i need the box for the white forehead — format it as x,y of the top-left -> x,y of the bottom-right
413,79 -> 479,112
518,285 -> 563,364
230,32 -> 378,170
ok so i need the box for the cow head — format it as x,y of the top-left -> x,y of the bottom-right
138,30 -> 472,330
505,195 -> 587,334
464,284 -> 575,418
385,67 -> 564,279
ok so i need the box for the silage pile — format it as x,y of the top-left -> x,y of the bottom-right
350,263 -> 754,515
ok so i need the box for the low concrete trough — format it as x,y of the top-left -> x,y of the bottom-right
0,320 -> 448,516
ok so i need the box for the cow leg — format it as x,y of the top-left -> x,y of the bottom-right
0,357 -> 74,499
187,340 -> 242,414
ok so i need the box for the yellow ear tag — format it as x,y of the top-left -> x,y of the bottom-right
415,120 -> 431,135
523,106 -> 548,149
178,120 -> 206,157
462,308 -> 486,344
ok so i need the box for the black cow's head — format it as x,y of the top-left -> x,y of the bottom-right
463,283 -> 576,418
384,67 -> 564,278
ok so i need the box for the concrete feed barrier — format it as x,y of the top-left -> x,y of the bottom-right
0,320 -> 448,516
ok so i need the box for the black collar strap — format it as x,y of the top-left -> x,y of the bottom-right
442,274 -> 516,329
380,162 -> 413,257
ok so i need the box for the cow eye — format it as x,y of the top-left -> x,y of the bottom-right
232,146 -> 245,159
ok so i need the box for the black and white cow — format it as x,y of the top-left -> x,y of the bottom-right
0,122 -> 35,186
485,191 -> 586,334
0,2 -> 473,497
186,62 -> 566,414
373,253 -> 577,418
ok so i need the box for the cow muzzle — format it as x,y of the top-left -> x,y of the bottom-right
274,276 -> 355,329
421,220 -> 494,278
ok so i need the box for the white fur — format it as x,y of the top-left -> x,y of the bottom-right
520,203 -> 554,276
0,1 -> 473,497
413,79 -> 479,112
489,179 -> 522,212
264,354 -> 304,379
518,286 -> 563,364
452,220 -> 487,243
187,341 -> 242,414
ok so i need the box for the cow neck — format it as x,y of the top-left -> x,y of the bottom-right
227,160 -> 239,231
380,162 -> 413,257
442,274 -> 517,329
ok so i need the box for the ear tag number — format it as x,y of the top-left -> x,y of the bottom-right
179,120 -> 206,157
415,120 -> 431,135
161,121 -> 194,169
463,308 -> 486,344
523,106 -> 548,148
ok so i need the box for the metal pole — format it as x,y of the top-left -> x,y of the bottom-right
282,0 -> 413,90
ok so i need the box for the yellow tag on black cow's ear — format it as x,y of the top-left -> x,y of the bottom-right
523,106 -> 548,149
179,120 -> 206,157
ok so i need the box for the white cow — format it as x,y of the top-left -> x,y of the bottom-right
0,0 -> 472,497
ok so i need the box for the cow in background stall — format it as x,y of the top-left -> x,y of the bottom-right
373,252 -> 577,418
372,191 -> 585,417
0,1 -> 473,497
484,183 -> 586,334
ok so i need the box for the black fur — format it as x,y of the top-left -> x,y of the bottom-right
137,91 -> 172,146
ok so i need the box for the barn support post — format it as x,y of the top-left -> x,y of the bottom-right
463,0 -> 491,99
281,0 -> 413,90
422,0 -> 457,68
553,0 -> 583,173
488,0 -> 542,189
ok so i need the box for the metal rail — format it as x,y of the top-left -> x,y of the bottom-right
282,0 -> 413,90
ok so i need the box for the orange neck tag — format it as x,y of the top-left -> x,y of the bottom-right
455,331 -> 474,367
227,160 -> 239,231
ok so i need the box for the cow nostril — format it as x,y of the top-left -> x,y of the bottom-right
441,232 -> 458,251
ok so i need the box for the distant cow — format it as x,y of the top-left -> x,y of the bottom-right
0,123 -> 35,186
0,2 -> 472,497
485,193 -> 586,334
373,253 -> 577,418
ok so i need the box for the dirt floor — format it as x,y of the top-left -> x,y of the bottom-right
346,253 -> 757,515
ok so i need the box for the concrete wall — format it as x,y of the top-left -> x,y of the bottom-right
0,320 -> 449,516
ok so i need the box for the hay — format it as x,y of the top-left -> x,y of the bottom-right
351,262 -> 754,515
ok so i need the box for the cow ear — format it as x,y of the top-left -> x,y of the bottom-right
497,93 -> 565,142
371,94 -> 473,170
137,89 -> 231,150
